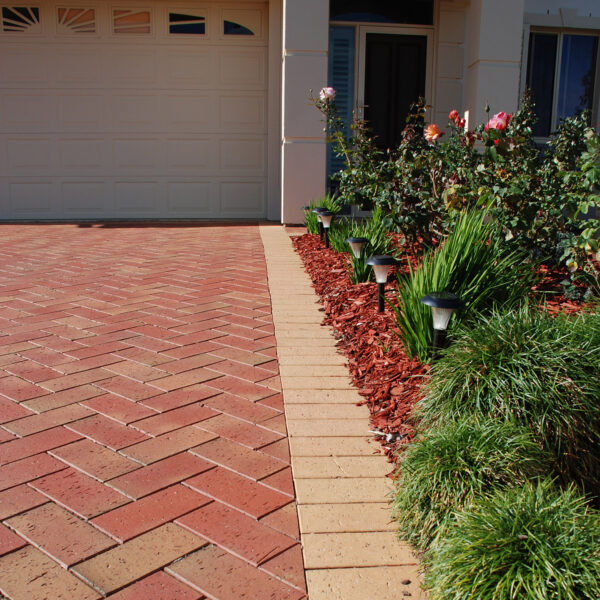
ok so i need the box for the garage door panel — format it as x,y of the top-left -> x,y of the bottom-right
218,48 -> 266,88
0,47 -> 49,85
113,139 -> 159,171
103,48 -> 158,86
219,94 -> 264,132
220,181 -> 264,217
111,95 -> 161,130
219,138 -> 265,172
165,94 -> 214,131
55,49 -> 102,85
2,94 -> 54,132
58,94 -> 105,130
6,138 -> 53,173
61,181 -> 109,214
9,182 -> 53,214
167,181 -> 214,214
163,49 -> 213,88
0,1 -> 269,220
115,181 -> 159,214
166,139 -> 213,170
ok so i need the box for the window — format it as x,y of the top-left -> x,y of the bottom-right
2,6 -> 40,32
57,8 -> 95,33
526,31 -> 599,137
169,12 -> 204,35
112,9 -> 150,34
223,20 -> 253,35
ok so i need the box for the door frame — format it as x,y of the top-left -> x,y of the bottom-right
351,25 -> 434,216
355,25 -> 434,121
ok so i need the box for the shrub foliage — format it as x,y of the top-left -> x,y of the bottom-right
425,479 -> 600,600
392,418 -> 548,551
420,306 -> 600,492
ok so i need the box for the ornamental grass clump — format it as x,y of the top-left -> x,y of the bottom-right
425,479 -> 600,600
421,306 -> 600,493
392,210 -> 536,362
392,418 -> 548,551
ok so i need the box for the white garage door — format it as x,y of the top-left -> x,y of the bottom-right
0,1 -> 268,219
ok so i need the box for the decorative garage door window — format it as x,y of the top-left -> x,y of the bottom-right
1,6 -> 40,32
222,9 -> 260,37
168,11 -> 205,34
224,20 -> 253,35
57,7 -> 95,33
113,8 -> 150,34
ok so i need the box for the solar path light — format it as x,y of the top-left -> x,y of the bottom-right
346,237 -> 369,259
319,211 -> 334,248
420,292 -> 463,359
312,207 -> 327,241
366,255 -> 396,313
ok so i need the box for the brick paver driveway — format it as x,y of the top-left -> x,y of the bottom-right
0,224 -> 306,599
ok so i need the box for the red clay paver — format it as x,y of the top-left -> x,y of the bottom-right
0,485 -> 47,520
5,503 -> 116,567
91,485 -> 212,542
177,502 -> 297,565
185,466 -> 293,519
167,544 -> 305,600
30,468 -> 131,518
191,436 -> 287,480
0,523 -> 26,556
0,224 -> 305,599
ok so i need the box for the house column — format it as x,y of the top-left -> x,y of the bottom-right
280,0 -> 329,224
464,0 -> 525,127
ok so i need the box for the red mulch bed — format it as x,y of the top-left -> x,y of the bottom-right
291,233 -> 586,471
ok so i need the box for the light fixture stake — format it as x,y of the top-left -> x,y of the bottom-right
366,255 -> 397,313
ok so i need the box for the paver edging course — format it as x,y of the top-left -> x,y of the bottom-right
260,224 -> 425,600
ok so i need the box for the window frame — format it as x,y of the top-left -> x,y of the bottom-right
521,25 -> 600,141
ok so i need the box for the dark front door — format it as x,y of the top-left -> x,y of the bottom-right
363,33 -> 427,149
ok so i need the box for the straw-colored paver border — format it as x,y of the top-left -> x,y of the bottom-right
260,224 -> 424,600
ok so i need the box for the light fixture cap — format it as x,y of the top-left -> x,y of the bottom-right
366,255 -> 396,267
421,292 -> 463,310
312,207 -> 328,214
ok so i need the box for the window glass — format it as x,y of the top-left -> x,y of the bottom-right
527,33 -> 558,137
330,0 -> 433,25
223,20 -> 253,35
557,34 -> 598,122
526,31 -> 599,137
169,12 -> 204,34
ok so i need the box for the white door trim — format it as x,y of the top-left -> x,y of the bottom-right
355,25 -> 434,121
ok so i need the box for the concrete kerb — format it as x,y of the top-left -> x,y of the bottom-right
259,224 -> 424,600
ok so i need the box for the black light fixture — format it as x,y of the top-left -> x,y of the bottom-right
421,292 -> 463,359
319,211 -> 334,248
312,207 -> 327,241
366,255 -> 396,313
346,237 -> 369,258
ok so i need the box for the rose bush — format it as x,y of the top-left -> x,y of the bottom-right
314,90 -> 600,291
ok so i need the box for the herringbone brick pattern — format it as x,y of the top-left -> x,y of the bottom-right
0,224 -> 306,600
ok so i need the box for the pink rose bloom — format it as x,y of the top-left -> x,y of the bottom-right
424,124 -> 441,142
485,111 -> 512,132
449,109 -> 459,121
319,87 -> 336,102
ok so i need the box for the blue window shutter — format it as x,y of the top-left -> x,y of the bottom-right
327,25 -> 355,185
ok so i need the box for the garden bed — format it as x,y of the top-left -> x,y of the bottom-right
292,231 -> 586,469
